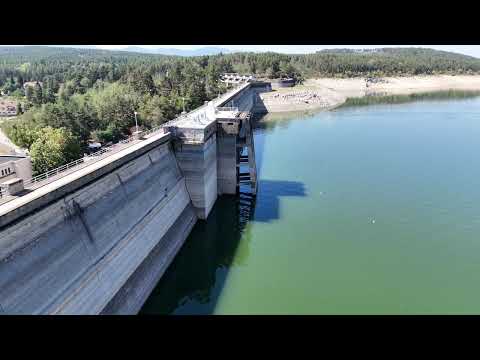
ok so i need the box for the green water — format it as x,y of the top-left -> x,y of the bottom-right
141,96 -> 480,314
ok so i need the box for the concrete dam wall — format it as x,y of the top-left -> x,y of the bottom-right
0,82 -> 268,314
0,135 -> 197,314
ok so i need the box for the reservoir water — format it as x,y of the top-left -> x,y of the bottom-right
141,96 -> 480,314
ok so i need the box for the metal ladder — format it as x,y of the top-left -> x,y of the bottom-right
236,113 -> 257,196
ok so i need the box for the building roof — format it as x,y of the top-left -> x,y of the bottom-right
0,155 -> 28,164
23,81 -> 42,89
0,98 -> 17,114
0,99 -> 16,106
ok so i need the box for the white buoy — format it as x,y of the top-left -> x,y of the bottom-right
372,219 -> 376,224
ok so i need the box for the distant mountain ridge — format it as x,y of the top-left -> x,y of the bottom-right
120,46 -> 232,56
315,47 -> 480,60
1,46 -> 479,78
0,46 -> 233,58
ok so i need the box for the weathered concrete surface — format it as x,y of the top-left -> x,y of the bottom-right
173,134 -> 217,220
168,82 -> 268,202
100,204 -> 197,314
0,141 -> 196,314
217,130 -> 237,195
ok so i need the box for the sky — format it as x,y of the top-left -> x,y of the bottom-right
3,45 -> 480,58
89,45 -> 480,58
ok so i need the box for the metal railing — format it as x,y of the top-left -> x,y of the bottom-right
215,106 -> 239,112
23,127 -> 166,188
138,124 -> 166,138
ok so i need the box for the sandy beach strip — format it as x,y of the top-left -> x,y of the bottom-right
259,75 -> 480,113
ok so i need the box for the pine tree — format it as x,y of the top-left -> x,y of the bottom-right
33,82 -> 43,106
25,85 -> 34,103
16,102 -> 23,115
42,84 -> 55,103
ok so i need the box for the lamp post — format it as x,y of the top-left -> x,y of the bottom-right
134,111 -> 139,134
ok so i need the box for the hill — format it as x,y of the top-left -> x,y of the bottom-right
221,48 -> 480,78
293,47 -> 480,76
121,46 -> 232,56
2,46 -> 480,81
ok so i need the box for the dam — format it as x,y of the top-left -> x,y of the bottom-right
0,81 -> 271,314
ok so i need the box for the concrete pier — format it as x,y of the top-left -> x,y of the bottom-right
217,130 -> 238,195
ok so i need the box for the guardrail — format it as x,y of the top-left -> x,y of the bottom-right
24,157 -> 86,187
23,127 -> 164,189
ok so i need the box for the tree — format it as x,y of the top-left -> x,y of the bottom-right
3,116 -> 40,150
57,83 -> 69,102
138,95 -> 177,128
32,82 -> 43,105
25,85 -> 34,103
42,78 -> 56,103
90,82 -> 140,140
204,61 -> 225,99
9,88 -> 25,99
15,75 -> 24,89
79,77 -> 92,92
30,127 -> 82,174
265,66 -> 278,79
34,99 -> 96,144
91,123 -> 122,144
123,69 -> 157,95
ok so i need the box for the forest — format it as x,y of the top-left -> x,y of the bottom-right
1,46 -> 479,174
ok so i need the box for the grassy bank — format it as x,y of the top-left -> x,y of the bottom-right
337,89 -> 480,109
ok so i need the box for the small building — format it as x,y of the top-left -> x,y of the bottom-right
0,99 -> 17,116
220,73 -> 256,86
0,155 -> 32,185
269,78 -> 295,89
23,81 -> 42,90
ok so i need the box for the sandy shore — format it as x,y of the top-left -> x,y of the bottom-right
259,75 -> 480,112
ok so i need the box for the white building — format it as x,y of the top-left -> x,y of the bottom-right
23,81 -> 42,90
0,155 -> 32,184
0,100 -> 17,116
220,73 -> 256,86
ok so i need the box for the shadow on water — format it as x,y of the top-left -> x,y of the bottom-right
139,180 -> 306,315
139,195 -> 254,315
252,180 -> 307,222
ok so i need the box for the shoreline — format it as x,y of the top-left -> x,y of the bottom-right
259,75 -> 480,113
